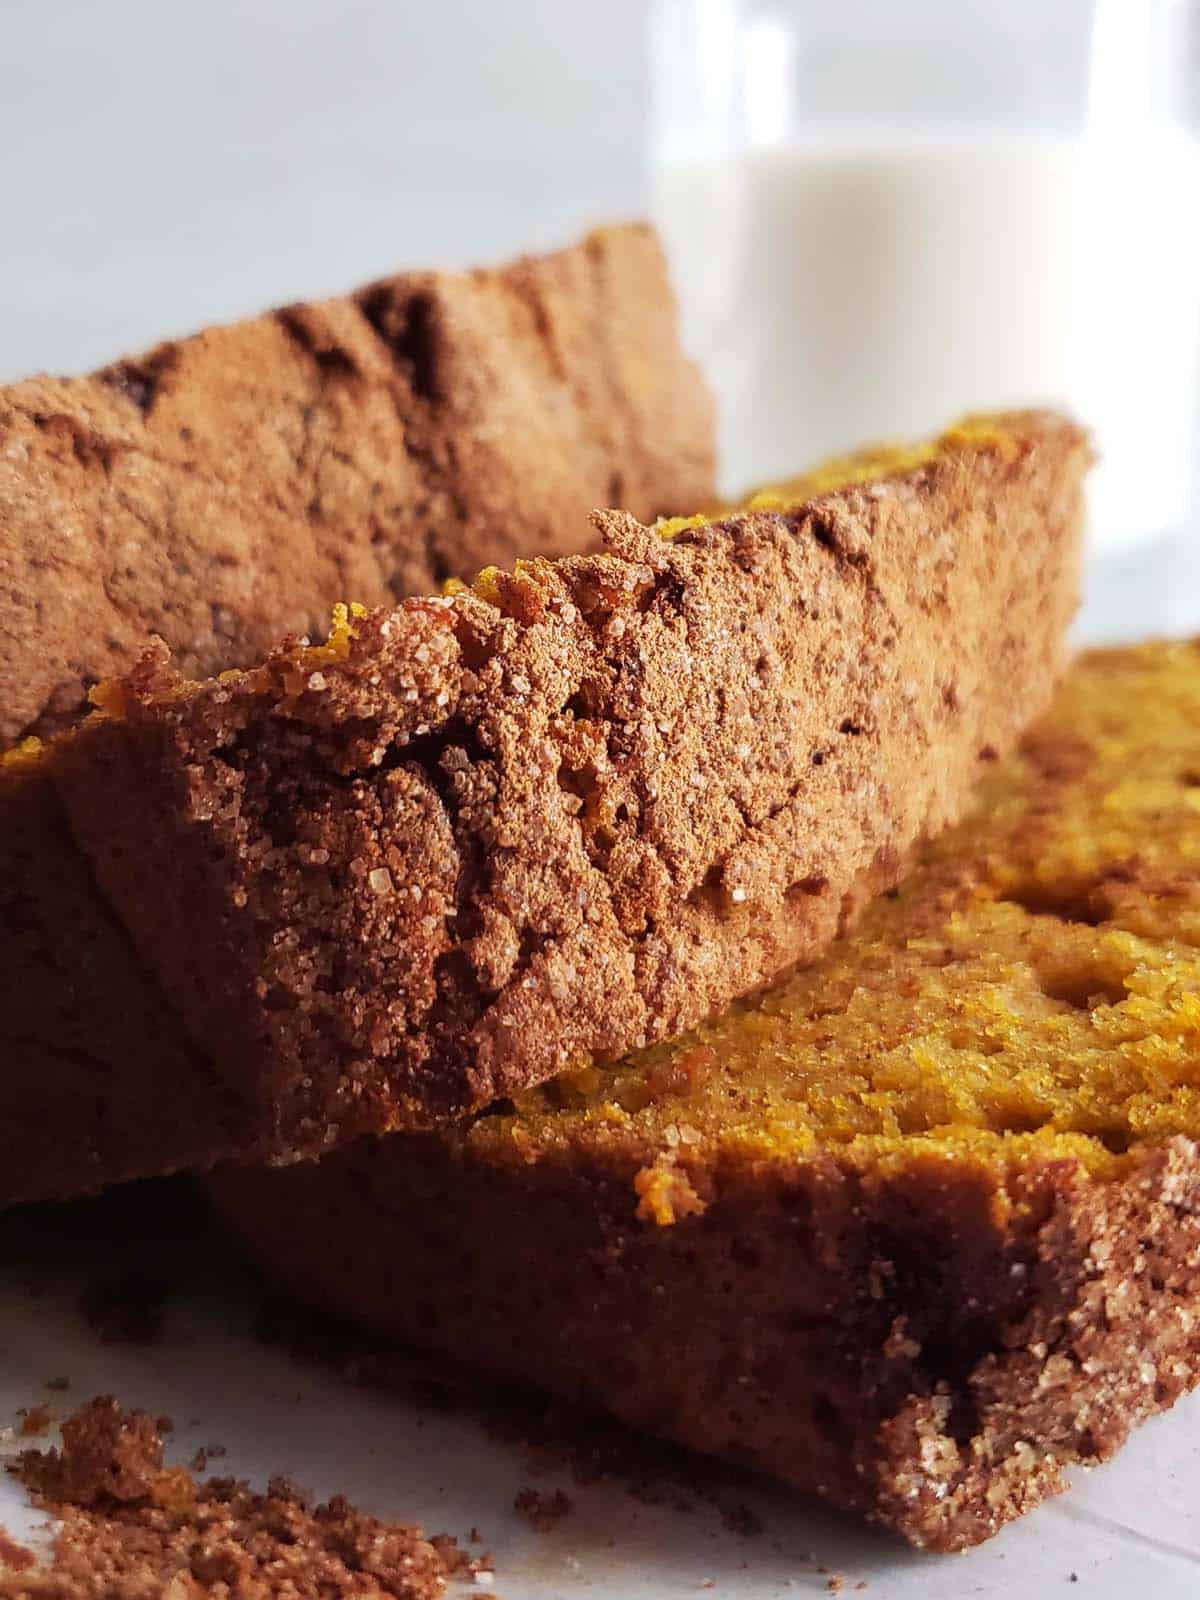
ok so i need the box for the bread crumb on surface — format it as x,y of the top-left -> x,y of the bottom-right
513,1486 -> 572,1532
0,1534 -> 34,1575
0,1396 -> 465,1599
16,1406 -> 52,1438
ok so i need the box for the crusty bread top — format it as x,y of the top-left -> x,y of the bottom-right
54,411 -> 1088,1161
0,222 -> 714,748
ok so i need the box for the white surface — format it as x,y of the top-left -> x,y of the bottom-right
1079,525 -> 1200,644
654,133 -> 1200,547
0,1195 -> 1198,1598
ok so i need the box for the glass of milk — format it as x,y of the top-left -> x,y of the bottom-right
650,0 -> 1200,553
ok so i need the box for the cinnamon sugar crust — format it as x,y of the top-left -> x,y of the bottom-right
0,221 -> 714,750
55,411 -> 1088,1163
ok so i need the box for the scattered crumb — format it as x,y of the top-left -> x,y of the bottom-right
187,1443 -> 226,1474
720,1502 -> 763,1538
17,1405 -> 53,1438
1,1396 -> 467,1598
0,1531 -> 35,1573
826,1576 -> 845,1595
430,1533 -> 493,1582
78,1271 -> 170,1345
633,1155 -> 708,1226
513,1486 -> 572,1532
44,1379 -> 70,1394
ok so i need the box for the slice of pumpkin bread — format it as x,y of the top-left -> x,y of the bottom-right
0,221 -> 713,1208
212,639 -> 1200,1552
0,220 -> 713,751
51,411 -> 1087,1174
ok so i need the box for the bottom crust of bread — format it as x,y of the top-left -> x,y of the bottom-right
211,1132 -> 1200,1551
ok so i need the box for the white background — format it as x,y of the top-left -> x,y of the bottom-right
0,0 -> 647,380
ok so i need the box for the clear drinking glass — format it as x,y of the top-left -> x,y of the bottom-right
650,0 -> 1200,557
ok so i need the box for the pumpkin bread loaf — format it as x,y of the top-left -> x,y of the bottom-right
212,639 -> 1200,1552
49,411 -> 1087,1185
